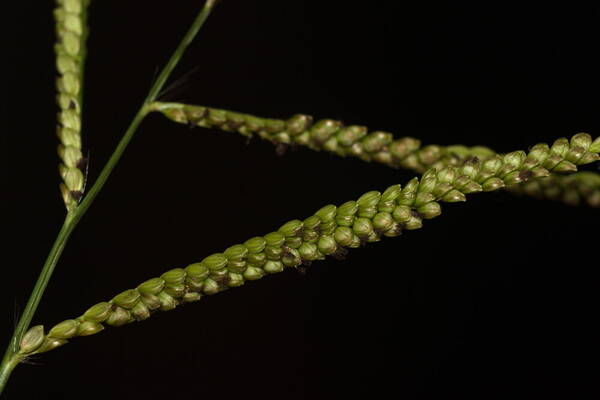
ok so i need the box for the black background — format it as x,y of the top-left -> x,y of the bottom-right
2,1 -> 598,399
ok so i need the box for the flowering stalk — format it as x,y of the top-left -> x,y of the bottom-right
55,0 -> 91,211
150,102 -> 496,172
151,102 -> 600,206
16,133 -> 599,357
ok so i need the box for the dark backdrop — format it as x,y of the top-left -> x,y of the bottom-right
2,1 -> 598,399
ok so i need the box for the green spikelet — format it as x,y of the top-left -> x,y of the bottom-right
55,0 -> 90,211
16,134 -> 599,356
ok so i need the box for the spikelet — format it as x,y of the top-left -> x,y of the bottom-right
55,0 -> 90,211
17,133 -> 599,356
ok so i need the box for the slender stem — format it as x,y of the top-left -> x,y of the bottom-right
147,1 -> 216,102
0,1 -> 218,395
0,356 -> 18,394
8,215 -> 74,352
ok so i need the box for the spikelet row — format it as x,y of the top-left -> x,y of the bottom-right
152,102 -> 600,207
17,133 -> 599,356
152,102 -> 497,172
55,0 -> 90,210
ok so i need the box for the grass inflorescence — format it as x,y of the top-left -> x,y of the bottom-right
17,132 -> 600,356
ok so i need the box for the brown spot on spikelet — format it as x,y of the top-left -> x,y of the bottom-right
393,224 -> 404,235
359,236 -> 368,247
70,190 -> 83,202
76,156 -> 87,170
226,120 -> 243,130
214,275 -> 231,287
411,210 -> 423,218
331,247 -> 348,261
519,170 -> 534,181
281,246 -> 293,257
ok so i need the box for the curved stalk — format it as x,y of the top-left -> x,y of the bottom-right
0,1 -> 218,395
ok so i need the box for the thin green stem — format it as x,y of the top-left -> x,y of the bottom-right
8,216 -> 73,351
0,1 -> 218,395
147,1 -> 216,102
0,355 -> 18,394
